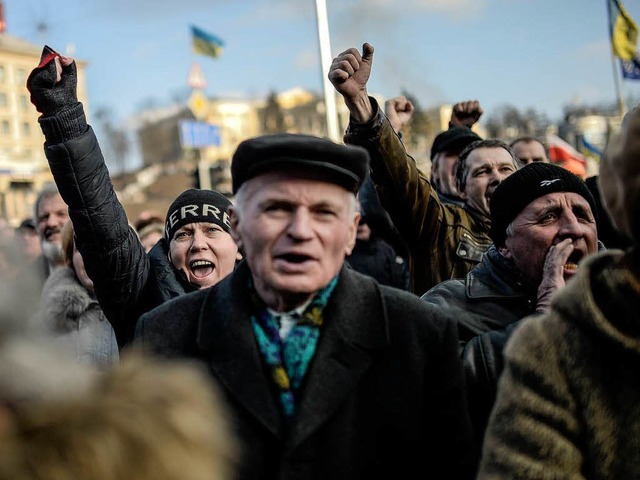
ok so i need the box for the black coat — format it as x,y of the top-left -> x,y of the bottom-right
136,262 -> 475,480
346,235 -> 409,290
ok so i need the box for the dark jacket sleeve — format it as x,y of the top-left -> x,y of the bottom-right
344,97 -> 444,250
43,111 -> 149,347
461,321 -> 523,464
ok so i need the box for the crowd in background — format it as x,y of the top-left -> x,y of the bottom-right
0,41 -> 639,479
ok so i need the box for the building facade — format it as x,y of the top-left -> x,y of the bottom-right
0,33 -> 88,225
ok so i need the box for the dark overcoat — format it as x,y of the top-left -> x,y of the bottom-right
136,262 -> 475,480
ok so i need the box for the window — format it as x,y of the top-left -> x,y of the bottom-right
0,66 -> 5,83
19,95 -> 28,110
22,122 -> 30,136
0,93 -> 7,108
1,120 -> 10,135
15,68 -> 26,84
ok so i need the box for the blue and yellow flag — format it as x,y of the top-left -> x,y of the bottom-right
191,25 -> 224,59
608,0 -> 640,79
578,136 -> 603,165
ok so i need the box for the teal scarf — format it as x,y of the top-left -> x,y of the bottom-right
250,276 -> 338,419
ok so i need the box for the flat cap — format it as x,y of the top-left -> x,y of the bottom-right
231,133 -> 370,194
430,126 -> 482,160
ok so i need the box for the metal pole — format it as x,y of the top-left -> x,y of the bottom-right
610,55 -> 626,118
314,0 -> 341,142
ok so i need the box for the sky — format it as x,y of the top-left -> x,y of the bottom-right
7,0 -> 640,128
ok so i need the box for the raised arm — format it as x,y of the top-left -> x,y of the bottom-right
385,96 -> 415,135
328,42 -> 375,123
28,46 -> 150,346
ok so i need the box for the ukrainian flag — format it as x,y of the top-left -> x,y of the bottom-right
578,136 -> 603,165
608,0 -> 640,79
191,25 -> 224,59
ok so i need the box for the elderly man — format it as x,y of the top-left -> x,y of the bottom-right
329,43 -> 521,295
136,133 -> 474,480
477,106 -> 640,480
27,46 -> 241,346
422,162 -> 599,461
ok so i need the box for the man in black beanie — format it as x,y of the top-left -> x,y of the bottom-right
422,162 -> 600,466
423,161 -> 599,348
27,46 -> 241,347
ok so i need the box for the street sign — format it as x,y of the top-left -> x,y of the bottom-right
179,120 -> 220,148
188,90 -> 208,119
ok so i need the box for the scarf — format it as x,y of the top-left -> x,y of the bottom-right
250,276 -> 338,419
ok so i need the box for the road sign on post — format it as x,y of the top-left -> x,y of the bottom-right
179,120 -> 220,148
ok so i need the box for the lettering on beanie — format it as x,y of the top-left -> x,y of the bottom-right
165,203 -> 231,240
167,203 -> 230,229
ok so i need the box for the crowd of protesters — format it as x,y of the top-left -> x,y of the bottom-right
0,40 -> 638,479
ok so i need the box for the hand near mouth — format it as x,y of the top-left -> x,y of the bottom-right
536,238 -> 575,314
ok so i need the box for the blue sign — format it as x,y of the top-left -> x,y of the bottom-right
179,120 -> 220,148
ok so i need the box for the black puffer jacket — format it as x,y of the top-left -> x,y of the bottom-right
42,107 -> 197,347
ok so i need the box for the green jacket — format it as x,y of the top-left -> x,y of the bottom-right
345,98 -> 491,296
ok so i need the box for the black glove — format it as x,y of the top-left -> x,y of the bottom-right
26,45 -> 86,144
27,45 -> 79,117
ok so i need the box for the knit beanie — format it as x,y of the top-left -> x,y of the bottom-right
490,163 -> 597,246
164,189 -> 232,241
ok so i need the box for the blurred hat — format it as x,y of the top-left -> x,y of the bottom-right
490,162 -> 596,246
165,189 -> 232,241
430,126 -> 482,160
18,218 -> 37,232
231,133 -> 370,194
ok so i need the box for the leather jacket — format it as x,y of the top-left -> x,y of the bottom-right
421,245 -> 537,350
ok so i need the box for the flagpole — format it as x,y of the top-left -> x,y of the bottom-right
610,45 -> 627,118
314,0 -> 341,142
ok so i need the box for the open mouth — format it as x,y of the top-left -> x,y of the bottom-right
45,229 -> 61,241
564,251 -> 584,273
276,253 -> 313,263
189,259 -> 215,278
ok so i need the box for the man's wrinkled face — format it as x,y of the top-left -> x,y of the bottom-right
169,222 -> 240,289
499,192 -> 598,287
511,140 -> 548,165
229,172 -> 359,311
431,151 -> 460,198
461,147 -> 518,217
